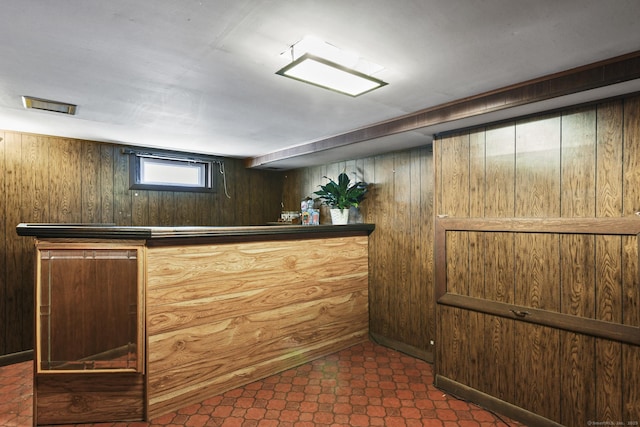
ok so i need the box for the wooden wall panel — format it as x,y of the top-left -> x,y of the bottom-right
438,133 -> 471,387
621,95 -> 640,422
4,132 -> 25,353
99,145 -> 115,224
0,130 -> 284,359
434,94 -> 640,425
483,233 -> 515,402
483,124 -> 516,402
282,146 -> 436,361
113,149 -> 132,226
392,151 -> 411,343
50,137 -> 83,223
370,154 -> 394,338
0,131 -> 6,355
513,114 -> 562,421
81,141 -> 102,223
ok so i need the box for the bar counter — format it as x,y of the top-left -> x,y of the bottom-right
17,223 -> 374,425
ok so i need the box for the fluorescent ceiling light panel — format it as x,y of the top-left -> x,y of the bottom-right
277,36 -> 388,97
277,53 -> 387,97
22,96 -> 77,115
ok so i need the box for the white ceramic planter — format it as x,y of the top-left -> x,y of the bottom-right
330,208 -> 349,225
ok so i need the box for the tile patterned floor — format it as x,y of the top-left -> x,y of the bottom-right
0,341 -> 523,427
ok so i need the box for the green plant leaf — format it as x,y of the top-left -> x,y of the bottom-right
313,172 -> 368,209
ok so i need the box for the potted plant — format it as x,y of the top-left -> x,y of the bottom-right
314,172 -> 368,225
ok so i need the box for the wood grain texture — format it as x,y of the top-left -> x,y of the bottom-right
596,100 -> 624,217
37,247 -> 141,369
1,130 -> 285,358
561,107 -> 596,217
50,137 -> 83,223
437,132 -> 472,385
99,144 -> 115,224
485,123 -> 515,217
621,98 -> 640,425
393,151 -> 411,343
622,97 -> 640,331
434,94 -> 640,426
0,131 -> 6,355
35,374 -> 144,425
370,154 -> 394,338
515,114 -> 561,218
145,235 -> 369,418
4,132 -> 24,353
514,323 -> 560,421
82,141 -> 102,223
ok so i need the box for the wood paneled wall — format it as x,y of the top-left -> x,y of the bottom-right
0,130 -> 283,359
434,94 -> 640,425
282,148 -> 436,361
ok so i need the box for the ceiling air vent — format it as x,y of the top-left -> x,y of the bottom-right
22,96 -> 77,115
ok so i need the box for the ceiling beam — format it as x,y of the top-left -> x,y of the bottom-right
245,50 -> 640,169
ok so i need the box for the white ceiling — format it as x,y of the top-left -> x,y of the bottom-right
1,1 -> 639,169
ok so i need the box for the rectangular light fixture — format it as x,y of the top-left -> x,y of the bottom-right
22,96 -> 77,115
276,53 -> 388,97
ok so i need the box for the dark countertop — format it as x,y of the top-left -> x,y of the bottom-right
16,223 -> 375,241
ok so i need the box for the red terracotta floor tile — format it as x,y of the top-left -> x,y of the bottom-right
0,341 -> 524,426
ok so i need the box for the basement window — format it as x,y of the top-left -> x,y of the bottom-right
128,150 -> 217,192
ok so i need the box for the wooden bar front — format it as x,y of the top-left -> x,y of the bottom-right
17,223 -> 374,425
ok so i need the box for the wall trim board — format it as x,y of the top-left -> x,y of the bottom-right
434,375 -> 564,427
437,293 -> 640,346
369,332 -> 433,363
0,350 -> 33,367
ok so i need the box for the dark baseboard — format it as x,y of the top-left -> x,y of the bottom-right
0,350 -> 33,367
369,332 -> 433,363
435,374 -> 564,427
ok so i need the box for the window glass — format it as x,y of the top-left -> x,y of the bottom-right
128,151 -> 217,192
140,157 -> 205,187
